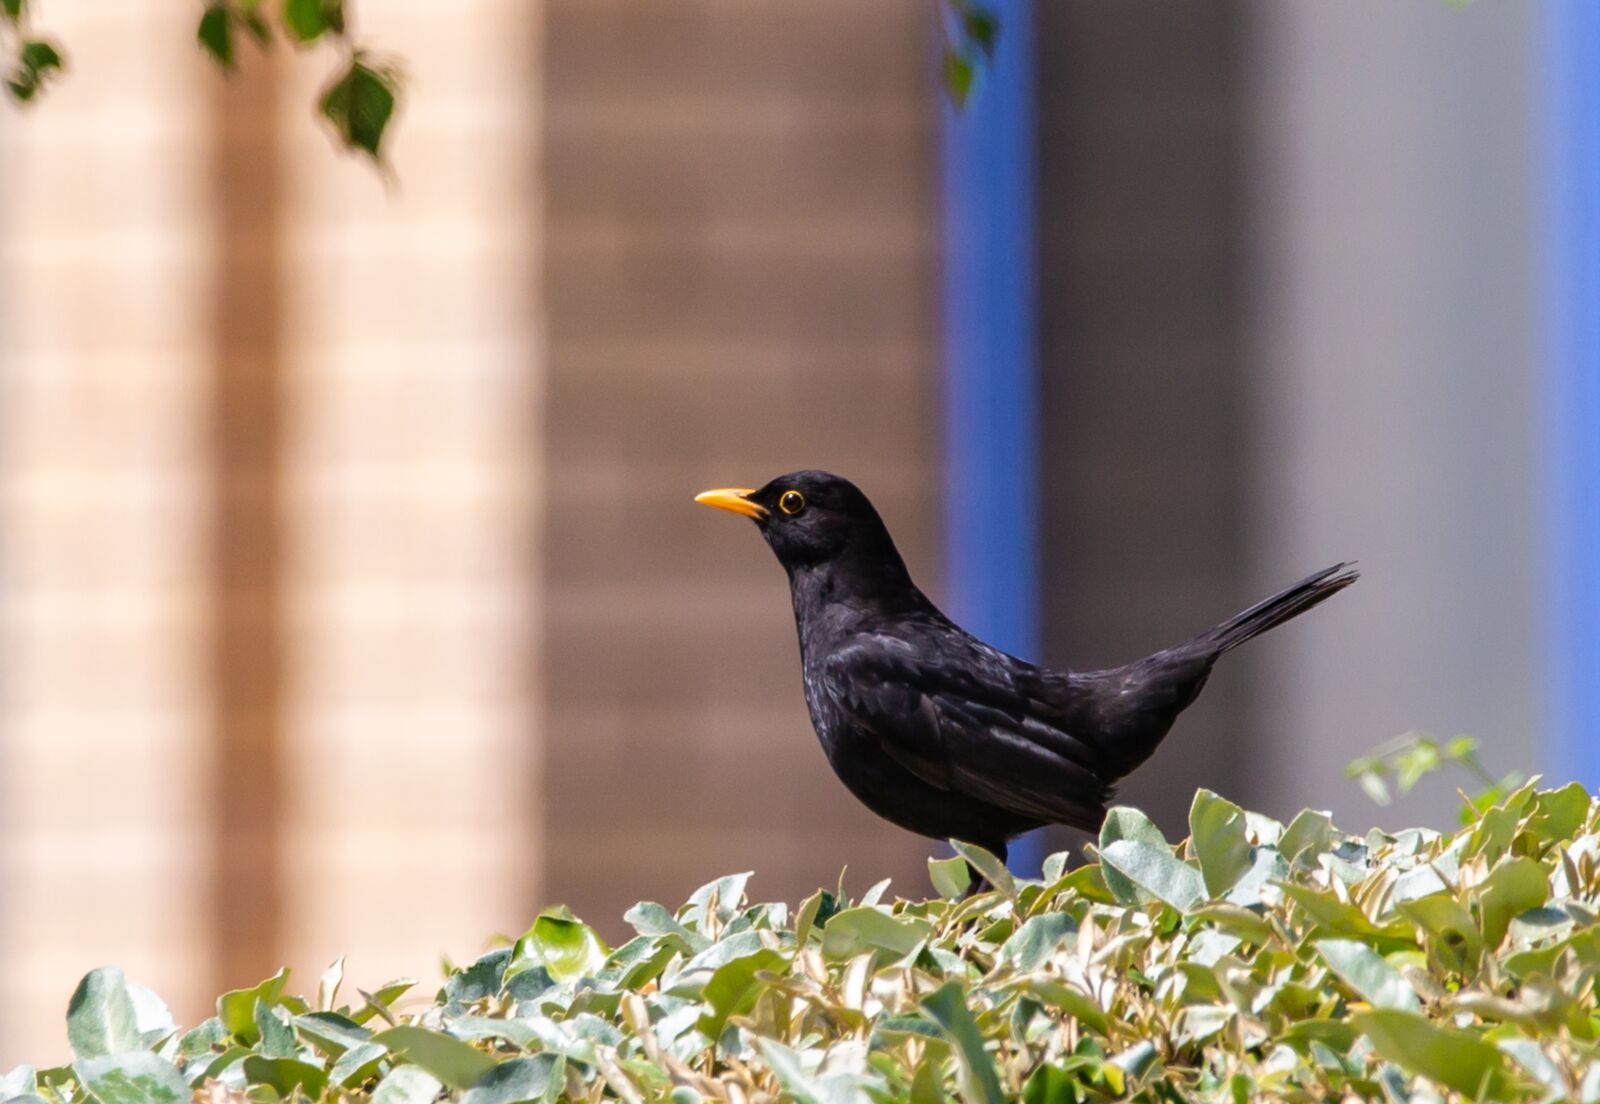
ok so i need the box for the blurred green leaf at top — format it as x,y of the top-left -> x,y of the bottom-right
5,37 -> 61,102
941,0 -> 1000,109
319,55 -> 399,164
284,0 -> 346,44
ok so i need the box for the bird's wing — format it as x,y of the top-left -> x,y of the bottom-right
819,634 -> 1112,827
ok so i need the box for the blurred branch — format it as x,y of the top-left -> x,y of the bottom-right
1346,733 -> 1526,821
1,0 -> 402,167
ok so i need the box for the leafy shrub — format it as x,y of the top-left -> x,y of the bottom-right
5,781 -> 1599,1103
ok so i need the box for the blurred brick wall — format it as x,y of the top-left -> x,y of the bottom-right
0,0 -> 541,1061
0,2 -> 216,1062
273,0 -> 542,999
540,0 -> 941,928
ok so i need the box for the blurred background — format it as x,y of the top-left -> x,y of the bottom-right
1,0 -> 1594,1063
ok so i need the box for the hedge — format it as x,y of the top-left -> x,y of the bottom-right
4,781 -> 1599,1103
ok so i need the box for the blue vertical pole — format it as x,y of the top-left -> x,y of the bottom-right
939,0 -> 1043,873
1545,1 -> 1600,789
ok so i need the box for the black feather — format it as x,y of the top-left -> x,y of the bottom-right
1200,562 -> 1360,654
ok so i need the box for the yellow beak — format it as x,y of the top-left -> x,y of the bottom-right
695,487 -> 767,521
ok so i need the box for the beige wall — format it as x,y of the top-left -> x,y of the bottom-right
0,2 -> 216,1062
1,0 -> 542,1061
274,0 -> 542,1011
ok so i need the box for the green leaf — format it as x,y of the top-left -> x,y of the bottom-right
1099,839 -> 1205,910
351,977 -> 416,1024
1497,1037 -> 1565,1096
1041,851 -> 1073,882
1222,848 -> 1288,907
696,944 -> 787,1038
217,967 -> 289,1044
72,1054 -> 188,1104
1047,863 -> 1114,905
177,1017 -> 225,1056
237,1 -> 271,46
921,981 -> 1005,1104
66,968 -> 142,1059
1188,902 -> 1275,946
1398,893 -> 1484,967
0,0 -> 23,24
1109,1040 -> 1158,1084
318,956 -> 345,1011
197,1046 -> 249,1083
1355,770 -> 1391,805
254,999 -> 296,1058
1278,1017 -> 1357,1054
608,942 -> 670,992
445,947 -> 511,1004
16,39 -> 57,70
373,1025 -> 496,1090
753,1038 -> 839,1104
1529,782 -> 1590,841
1315,939 -> 1420,1011
1354,1009 -> 1522,1098
1393,738 -> 1442,793
372,1065 -> 445,1104
1278,884 -> 1412,949
1279,809 -> 1335,862
514,913 -> 610,983
243,1055 -> 329,1099
998,914 -> 1077,972
462,1055 -> 564,1104
329,1041 -> 386,1088
929,855 -> 973,899
1098,807 -> 1170,904
951,841 -> 1014,898
320,57 -> 398,161
912,1056 -> 950,1104
942,51 -> 975,109
0,1065 -> 35,1097
1506,924 -> 1600,980
960,5 -> 999,58
196,4 -> 232,68
1021,1064 -> 1080,1104
623,901 -> 709,953
1189,789 -> 1254,897
296,1010 -> 372,1056
685,872 -> 752,931
1007,977 -> 1109,1036
793,890 -> 826,948
283,0 -> 329,42
821,907 -> 933,963
6,37 -> 63,103
1476,856 -> 1548,948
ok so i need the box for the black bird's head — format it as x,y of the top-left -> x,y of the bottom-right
695,471 -> 913,586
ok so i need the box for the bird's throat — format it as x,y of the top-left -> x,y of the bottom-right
786,552 -> 930,645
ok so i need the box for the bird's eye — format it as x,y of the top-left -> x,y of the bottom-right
779,490 -> 806,515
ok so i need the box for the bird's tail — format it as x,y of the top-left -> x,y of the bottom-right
1200,562 -> 1359,655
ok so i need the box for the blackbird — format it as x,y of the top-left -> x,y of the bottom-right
696,470 -> 1356,866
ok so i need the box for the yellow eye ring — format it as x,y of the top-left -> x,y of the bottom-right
779,490 -> 806,515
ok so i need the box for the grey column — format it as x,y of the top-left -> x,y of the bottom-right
1247,0 -> 1540,828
